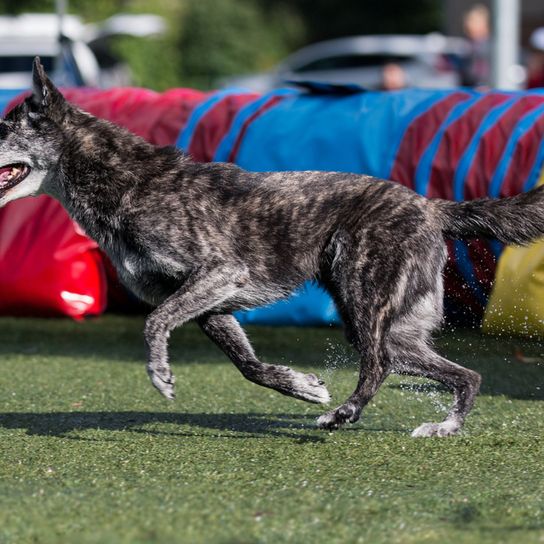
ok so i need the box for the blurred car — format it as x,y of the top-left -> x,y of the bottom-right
0,13 -> 165,89
221,33 -> 470,92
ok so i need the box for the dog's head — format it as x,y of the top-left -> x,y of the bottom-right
0,57 -> 70,207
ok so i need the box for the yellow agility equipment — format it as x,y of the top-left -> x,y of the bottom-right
483,168 -> 544,337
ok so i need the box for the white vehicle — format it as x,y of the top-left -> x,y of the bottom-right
221,34 -> 470,92
0,13 -> 165,89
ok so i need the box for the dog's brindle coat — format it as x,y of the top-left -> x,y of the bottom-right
2,59 -> 543,436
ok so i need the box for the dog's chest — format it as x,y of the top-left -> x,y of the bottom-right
105,238 -> 188,305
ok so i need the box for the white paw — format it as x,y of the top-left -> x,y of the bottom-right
270,365 -> 331,404
148,367 -> 176,400
288,369 -> 331,404
411,420 -> 460,437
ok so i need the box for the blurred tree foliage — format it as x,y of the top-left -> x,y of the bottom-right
3,0 -> 441,90
285,0 -> 442,42
176,0 -> 303,89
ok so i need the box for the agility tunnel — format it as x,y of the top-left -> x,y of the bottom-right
1,84 -> 544,334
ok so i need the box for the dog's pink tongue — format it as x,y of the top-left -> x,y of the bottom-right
0,166 -> 12,183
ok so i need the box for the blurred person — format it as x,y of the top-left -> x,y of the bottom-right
527,27 -> 544,88
459,4 -> 491,87
381,62 -> 407,90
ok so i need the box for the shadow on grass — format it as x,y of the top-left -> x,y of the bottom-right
0,411 -> 329,443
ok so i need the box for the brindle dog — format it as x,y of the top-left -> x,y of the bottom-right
1,59 -> 542,436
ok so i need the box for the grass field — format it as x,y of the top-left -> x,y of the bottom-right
0,315 -> 542,544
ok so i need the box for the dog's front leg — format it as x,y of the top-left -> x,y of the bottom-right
144,262 -> 248,399
198,313 -> 330,404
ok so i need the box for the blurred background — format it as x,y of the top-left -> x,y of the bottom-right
1,0 -> 543,92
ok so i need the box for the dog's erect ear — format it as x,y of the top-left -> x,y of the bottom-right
31,56 -> 65,110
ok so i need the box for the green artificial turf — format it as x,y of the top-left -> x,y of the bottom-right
0,316 -> 542,544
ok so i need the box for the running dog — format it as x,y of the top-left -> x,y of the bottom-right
1,59 -> 543,436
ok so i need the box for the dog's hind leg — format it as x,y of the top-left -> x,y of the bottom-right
387,270 -> 480,436
144,262 -> 249,399
317,257 -> 399,430
391,342 -> 481,437
198,313 -> 330,404
316,304 -> 391,430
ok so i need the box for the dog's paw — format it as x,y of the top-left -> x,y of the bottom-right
411,420 -> 460,438
147,366 -> 176,400
282,368 -> 331,404
292,371 -> 331,404
316,402 -> 360,430
264,365 -> 330,404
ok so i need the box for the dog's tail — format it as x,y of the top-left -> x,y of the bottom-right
434,184 -> 544,245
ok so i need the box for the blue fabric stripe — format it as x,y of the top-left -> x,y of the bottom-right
213,88 -> 297,162
235,282 -> 341,326
386,91 -> 455,179
175,89 -> 246,152
468,90 -> 544,259
489,240 -> 504,259
522,134 -> 544,192
489,103 -> 544,197
234,89 -> 453,178
412,92 -> 491,302
414,92 -> 478,196
448,94 -> 514,303
453,93 -> 516,201
453,95 -> 544,297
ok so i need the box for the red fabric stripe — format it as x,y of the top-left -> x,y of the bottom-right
188,92 -> 259,162
5,91 -> 30,112
390,92 -> 471,190
499,112 -> 544,198
443,241 -> 485,315
66,88 -> 207,146
6,87 -> 207,147
464,95 -> 544,200
467,239 -> 497,297
228,95 -> 285,163
426,93 -> 511,199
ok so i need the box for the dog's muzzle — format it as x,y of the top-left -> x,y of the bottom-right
0,163 -> 30,194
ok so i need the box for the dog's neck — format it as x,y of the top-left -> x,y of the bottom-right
47,111 -> 189,246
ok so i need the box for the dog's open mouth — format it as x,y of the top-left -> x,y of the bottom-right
0,163 -> 30,194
